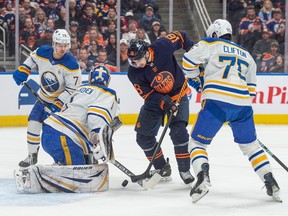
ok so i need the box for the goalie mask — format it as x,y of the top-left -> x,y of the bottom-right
89,65 -> 111,86
52,29 -> 71,49
206,19 -> 232,38
127,39 -> 148,68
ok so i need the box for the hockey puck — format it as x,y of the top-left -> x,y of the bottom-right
122,179 -> 129,187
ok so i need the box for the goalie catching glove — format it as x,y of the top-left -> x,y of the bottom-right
89,124 -> 113,163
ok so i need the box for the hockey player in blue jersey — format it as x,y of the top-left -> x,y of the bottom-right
182,19 -> 281,202
42,65 -> 118,165
127,32 -> 195,185
12,29 -> 82,168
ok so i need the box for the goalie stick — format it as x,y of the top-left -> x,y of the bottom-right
258,139 -> 288,172
131,78 -> 188,183
23,81 -> 157,190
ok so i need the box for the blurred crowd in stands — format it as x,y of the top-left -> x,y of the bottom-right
0,0 -> 167,72
228,0 -> 286,72
0,0 -> 286,73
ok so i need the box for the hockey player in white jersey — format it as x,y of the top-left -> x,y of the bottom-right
182,19 -> 281,202
14,65 -> 118,193
42,65 -> 118,165
12,29 -> 82,168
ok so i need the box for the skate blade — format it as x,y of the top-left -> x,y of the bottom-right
160,176 -> 172,182
191,188 -> 209,203
142,173 -> 162,190
272,194 -> 282,203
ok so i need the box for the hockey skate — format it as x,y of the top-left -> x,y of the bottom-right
18,152 -> 39,169
149,158 -> 172,182
179,170 -> 195,185
264,172 -> 282,202
190,163 -> 211,203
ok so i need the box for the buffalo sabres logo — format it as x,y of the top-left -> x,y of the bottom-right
151,71 -> 174,94
41,71 -> 60,92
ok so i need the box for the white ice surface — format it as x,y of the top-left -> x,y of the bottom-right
0,125 -> 287,216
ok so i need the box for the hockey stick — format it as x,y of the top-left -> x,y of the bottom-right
23,81 -> 153,189
130,78 -> 188,183
258,139 -> 288,172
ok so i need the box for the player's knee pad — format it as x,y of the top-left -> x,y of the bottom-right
238,140 -> 260,156
136,133 -> 156,151
169,121 -> 189,145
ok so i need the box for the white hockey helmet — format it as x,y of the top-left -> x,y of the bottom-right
52,29 -> 71,49
206,19 -> 232,38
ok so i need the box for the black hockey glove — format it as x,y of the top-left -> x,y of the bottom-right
160,95 -> 178,114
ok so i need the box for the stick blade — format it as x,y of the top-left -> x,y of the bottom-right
141,173 -> 162,190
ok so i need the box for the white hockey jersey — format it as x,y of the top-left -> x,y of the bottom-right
23,45 -> 82,104
44,84 -> 118,154
183,38 -> 257,106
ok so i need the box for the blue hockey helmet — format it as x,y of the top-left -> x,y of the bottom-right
89,65 -> 111,86
127,39 -> 148,67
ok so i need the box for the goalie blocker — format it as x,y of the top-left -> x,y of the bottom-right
14,164 -> 109,193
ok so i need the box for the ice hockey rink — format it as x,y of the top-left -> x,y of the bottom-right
0,125 -> 287,216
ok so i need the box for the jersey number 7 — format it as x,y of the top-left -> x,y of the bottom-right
219,56 -> 248,81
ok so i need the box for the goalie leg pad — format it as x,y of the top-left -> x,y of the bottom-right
14,164 -> 109,193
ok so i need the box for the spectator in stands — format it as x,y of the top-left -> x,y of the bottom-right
95,49 -> 117,72
159,29 -> 167,38
33,8 -> 47,36
228,0 -> 248,36
69,0 -> 82,23
266,8 -> 285,33
238,6 -> 261,45
119,38 -> 129,72
22,0 -> 36,17
123,11 -> 139,33
33,27 -> 53,50
139,6 -> 161,32
78,3 -> 101,36
258,0 -> 274,23
147,20 -> 161,43
122,19 -> 138,43
88,40 -> 101,64
269,54 -> 284,73
242,18 -> 264,52
78,48 -> 94,72
131,0 -> 147,17
69,21 -> 81,42
70,38 -> 79,58
2,0 -> 15,56
54,6 -> 66,29
19,17 -> 39,50
102,20 -> 117,40
82,27 -> 106,49
135,28 -> 151,44
271,21 -> 285,55
106,33 -> 117,65
260,41 -> 280,72
46,18 -> 55,31
44,0 -> 60,22
101,6 -> 124,33
251,29 -> 277,71
102,0 -> 117,18
19,6 -> 27,31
